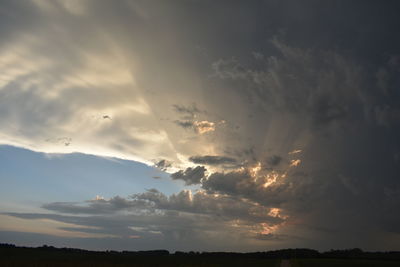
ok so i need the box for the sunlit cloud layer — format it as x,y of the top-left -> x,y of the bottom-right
1,0 -> 400,251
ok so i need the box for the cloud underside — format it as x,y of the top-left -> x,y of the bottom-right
1,0 -> 400,251
4,187 -> 288,251
171,166 -> 206,185
6,162 -> 400,250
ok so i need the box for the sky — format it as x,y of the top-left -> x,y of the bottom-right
0,0 -> 400,252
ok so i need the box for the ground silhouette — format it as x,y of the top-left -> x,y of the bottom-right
1,244 -> 400,266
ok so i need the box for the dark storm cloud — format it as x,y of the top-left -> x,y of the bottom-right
211,58 -> 248,80
206,34 -> 400,244
154,159 -> 172,171
172,103 -> 202,117
266,155 -> 282,167
173,120 -> 194,129
202,171 -> 250,196
170,166 -> 206,185
199,165 -> 400,248
189,155 -> 237,166
211,37 -> 365,127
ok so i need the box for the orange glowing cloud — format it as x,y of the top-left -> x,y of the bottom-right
289,149 -> 302,155
263,171 -> 279,188
193,120 -> 215,134
259,223 -> 279,235
290,159 -> 301,167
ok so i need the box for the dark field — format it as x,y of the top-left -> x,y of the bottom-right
294,258 -> 400,267
0,258 -> 279,267
2,245 -> 400,267
0,246 -> 279,267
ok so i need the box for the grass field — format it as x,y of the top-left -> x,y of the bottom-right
0,259 -> 280,267
0,245 -> 284,267
2,245 -> 400,267
293,258 -> 400,267
0,255 -> 279,267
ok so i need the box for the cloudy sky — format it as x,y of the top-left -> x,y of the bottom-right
1,0 -> 400,252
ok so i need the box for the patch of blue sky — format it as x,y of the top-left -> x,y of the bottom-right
0,145 -> 185,212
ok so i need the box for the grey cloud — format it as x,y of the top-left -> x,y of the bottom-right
266,155 -> 282,167
189,155 -> 237,166
201,161 -> 400,245
1,210 -> 274,252
170,166 -> 206,185
211,37 -> 365,127
174,120 -> 216,134
41,189 -> 281,226
11,187 -> 287,251
200,170 -> 281,208
174,120 -> 194,129
154,159 -> 172,171
202,34 -> 400,249
202,171 -> 250,196
252,52 -> 264,60
211,58 -> 248,80
42,196 -> 137,215
374,105 -> 400,127
173,103 -> 201,117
